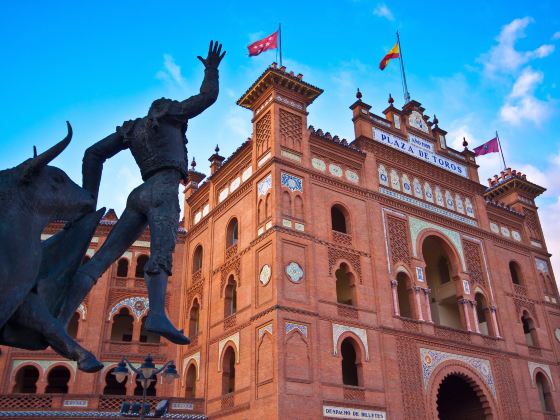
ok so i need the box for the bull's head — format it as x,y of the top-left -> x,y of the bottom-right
19,122 -> 96,220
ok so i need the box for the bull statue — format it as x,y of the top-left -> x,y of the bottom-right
0,122 -> 104,372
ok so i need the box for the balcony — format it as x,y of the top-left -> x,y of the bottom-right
111,277 -> 146,289
102,341 -> 164,360
225,244 -> 238,260
332,230 -> 352,247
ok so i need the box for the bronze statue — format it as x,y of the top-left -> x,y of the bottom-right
57,41 -> 226,345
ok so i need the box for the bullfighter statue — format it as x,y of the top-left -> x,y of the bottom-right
57,41 -> 226,345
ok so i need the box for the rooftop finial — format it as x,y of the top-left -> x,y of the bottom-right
388,93 -> 394,105
462,137 -> 469,149
433,114 -> 439,128
356,88 -> 362,100
191,157 -> 197,170
215,144 -> 220,153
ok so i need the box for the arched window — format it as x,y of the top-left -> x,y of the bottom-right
521,311 -> 538,346
192,246 -> 203,273
265,194 -> 272,219
67,312 -> 80,339
13,366 -> 39,393
134,375 -> 156,396
341,338 -> 361,386
189,299 -> 200,337
140,317 -> 160,343
535,372 -> 555,412
423,235 -> 462,329
258,199 -> 265,224
185,364 -> 197,398
226,218 -> 239,248
336,263 -> 355,306
111,308 -> 134,342
294,195 -> 304,220
224,276 -> 237,317
509,261 -> 522,285
135,255 -> 149,278
45,366 -> 71,393
103,368 -> 127,395
475,293 -> 489,335
282,191 -> 292,217
396,272 -> 413,318
331,205 -> 348,233
116,258 -> 129,277
222,347 -> 236,395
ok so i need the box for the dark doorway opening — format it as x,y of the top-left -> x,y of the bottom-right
436,375 -> 487,420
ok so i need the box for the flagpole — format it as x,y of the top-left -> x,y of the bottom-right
396,31 -> 411,104
279,23 -> 283,67
496,130 -> 507,170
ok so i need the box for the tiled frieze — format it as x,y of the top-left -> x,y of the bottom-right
108,296 -> 149,320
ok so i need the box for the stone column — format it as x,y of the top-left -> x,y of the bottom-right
390,280 -> 399,316
423,288 -> 433,323
489,306 -> 501,338
414,286 -> 424,321
471,300 -> 480,334
459,299 -> 472,332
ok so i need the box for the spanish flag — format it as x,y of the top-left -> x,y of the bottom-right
379,42 -> 400,70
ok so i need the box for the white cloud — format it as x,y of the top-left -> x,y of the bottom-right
479,17 -> 554,78
552,31 -> 560,40
156,54 -> 187,91
500,68 -> 552,126
373,3 -> 394,21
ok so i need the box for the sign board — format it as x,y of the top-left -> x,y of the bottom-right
171,402 -> 194,410
408,133 -> 434,151
373,128 -> 467,178
323,405 -> 386,419
63,400 -> 88,408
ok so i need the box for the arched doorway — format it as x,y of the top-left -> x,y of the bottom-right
185,364 -> 197,398
103,368 -> 127,395
45,366 -> 71,393
13,366 -> 40,393
436,374 -> 489,419
422,235 -> 462,329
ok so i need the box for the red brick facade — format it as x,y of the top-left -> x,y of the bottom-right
1,64 -> 560,419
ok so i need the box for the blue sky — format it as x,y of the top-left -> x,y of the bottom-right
1,1 -> 559,275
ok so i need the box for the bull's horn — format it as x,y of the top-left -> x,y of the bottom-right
23,122 -> 72,179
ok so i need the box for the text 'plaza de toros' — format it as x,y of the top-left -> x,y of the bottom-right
0,63 -> 559,419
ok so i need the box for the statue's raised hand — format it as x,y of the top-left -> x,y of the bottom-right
197,40 -> 226,69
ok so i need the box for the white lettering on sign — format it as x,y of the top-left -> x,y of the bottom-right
323,405 -> 387,419
373,128 -> 467,178
408,133 -> 434,151
63,400 -> 88,407
171,402 -> 194,410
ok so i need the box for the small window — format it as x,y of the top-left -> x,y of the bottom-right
396,272 -> 413,318
475,293 -> 489,335
521,311 -> 538,347
192,246 -> 203,273
111,308 -> 134,342
336,264 -> 355,306
135,255 -> 149,278
536,372 -> 555,412
45,366 -> 71,393
222,347 -> 236,395
341,338 -> 361,386
13,366 -> 39,393
67,312 -> 80,339
116,258 -> 129,277
226,218 -> 239,248
331,206 -> 347,233
509,261 -> 522,285
224,276 -> 237,317
189,300 -> 200,337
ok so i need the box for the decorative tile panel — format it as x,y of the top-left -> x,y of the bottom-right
408,216 -> 466,270
413,178 -> 423,199
242,166 -> 253,182
286,262 -> 304,283
109,296 -> 149,320
77,303 -> 87,320
329,164 -> 343,177
465,198 -> 475,218
424,182 -> 434,203
258,174 -> 272,196
390,170 -> 400,191
194,211 -> 202,224
286,322 -> 308,337
259,264 -> 271,286
512,230 -> 521,241
345,170 -> 359,183
202,204 -> 210,217
463,279 -> 471,294
500,226 -> 510,237
420,348 -> 496,396
281,149 -> 302,162
455,194 -> 465,214
332,323 -> 369,361
535,258 -> 549,273
294,222 -> 305,232
258,151 -> 271,167
380,188 -> 478,227
219,187 -> 229,203
435,187 -> 444,207
281,173 -> 303,192
402,174 -> 412,195
378,165 -> 389,186
230,177 -> 241,193
258,323 -> 273,338
490,222 -> 499,234
445,191 -> 454,210
312,157 -> 326,171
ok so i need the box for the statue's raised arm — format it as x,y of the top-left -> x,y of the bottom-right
180,40 -> 226,119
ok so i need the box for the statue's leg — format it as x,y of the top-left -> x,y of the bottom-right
143,175 -> 189,345
14,293 -> 103,372
57,205 -> 147,324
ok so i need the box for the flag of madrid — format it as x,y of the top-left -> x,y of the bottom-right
248,31 -> 279,57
